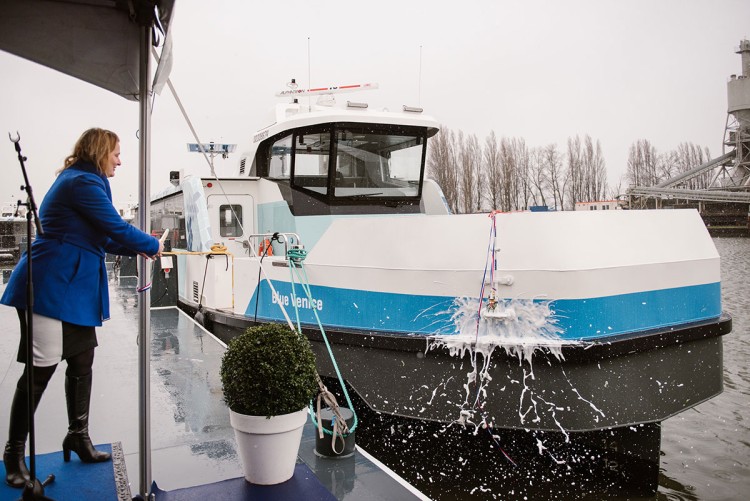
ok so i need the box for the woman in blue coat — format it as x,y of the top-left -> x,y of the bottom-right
1,128 -> 163,487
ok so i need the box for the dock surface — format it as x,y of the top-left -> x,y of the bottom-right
0,273 -> 427,500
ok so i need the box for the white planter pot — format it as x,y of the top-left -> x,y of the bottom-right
229,407 -> 308,485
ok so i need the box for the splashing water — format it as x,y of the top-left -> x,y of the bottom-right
427,296 -> 568,367
425,296 -> 585,450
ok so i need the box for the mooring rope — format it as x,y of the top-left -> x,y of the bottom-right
151,47 -> 352,446
285,247 -> 359,444
316,383 -> 349,454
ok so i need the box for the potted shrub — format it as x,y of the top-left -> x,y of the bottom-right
220,323 -> 319,484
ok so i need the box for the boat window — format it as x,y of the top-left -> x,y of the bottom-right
334,129 -> 422,198
149,193 -> 186,248
219,204 -> 243,237
268,134 -> 293,180
293,131 -> 330,194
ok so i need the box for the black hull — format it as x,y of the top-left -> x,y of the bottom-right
323,375 -> 663,499
191,299 -> 730,431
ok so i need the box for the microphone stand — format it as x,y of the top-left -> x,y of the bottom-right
8,132 -> 54,501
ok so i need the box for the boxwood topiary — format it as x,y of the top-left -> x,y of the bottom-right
220,323 -> 319,417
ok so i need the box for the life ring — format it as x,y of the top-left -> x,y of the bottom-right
258,238 -> 274,256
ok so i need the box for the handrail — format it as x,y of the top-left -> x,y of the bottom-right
163,249 -> 235,309
655,151 -> 735,188
245,232 -> 302,258
627,186 -> 750,203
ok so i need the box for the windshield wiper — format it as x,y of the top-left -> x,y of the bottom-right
339,193 -> 383,198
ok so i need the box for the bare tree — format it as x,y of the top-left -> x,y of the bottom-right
626,139 -> 660,187
528,147 -> 548,208
427,126 -> 460,213
656,152 -> 676,182
609,175 -> 625,200
511,138 -> 532,210
499,137 -> 518,211
665,142 -> 712,189
568,134 -> 609,205
543,144 -> 567,209
459,133 -> 481,213
567,135 -> 584,205
428,126 -> 663,213
484,131 -> 502,210
485,135 -> 532,211
582,135 -> 608,201
471,135 -> 484,212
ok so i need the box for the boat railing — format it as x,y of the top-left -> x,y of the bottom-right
246,232 -> 303,261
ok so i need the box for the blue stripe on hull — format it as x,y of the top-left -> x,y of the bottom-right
244,281 -> 721,341
553,282 -> 721,340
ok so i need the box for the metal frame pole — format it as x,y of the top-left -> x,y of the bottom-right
138,24 -> 153,499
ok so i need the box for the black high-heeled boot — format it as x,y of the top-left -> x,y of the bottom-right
3,438 -> 29,488
4,364 -> 55,488
4,384 -> 30,487
62,373 -> 110,463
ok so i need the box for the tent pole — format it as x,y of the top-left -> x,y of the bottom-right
137,24 -> 153,499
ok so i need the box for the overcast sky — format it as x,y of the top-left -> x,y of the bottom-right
1,0 -> 748,210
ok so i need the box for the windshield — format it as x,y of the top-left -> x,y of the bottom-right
333,128 -> 422,198
262,124 -> 427,202
294,131 -> 330,195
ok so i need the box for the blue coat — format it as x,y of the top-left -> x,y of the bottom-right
1,162 -> 159,326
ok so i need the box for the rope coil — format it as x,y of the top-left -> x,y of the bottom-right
210,243 -> 228,253
315,383 -> 349,454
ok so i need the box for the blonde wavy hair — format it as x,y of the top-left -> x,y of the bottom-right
59,128 -> 119,175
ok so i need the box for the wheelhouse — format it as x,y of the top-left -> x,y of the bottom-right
249,122 -> 438,215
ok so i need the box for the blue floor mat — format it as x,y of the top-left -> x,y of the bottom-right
0,443 -> 129,501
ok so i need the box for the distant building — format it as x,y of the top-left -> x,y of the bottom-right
1,203 -> 26,218
116,202 -> 137,222
574,200 -> 621,211
529,205 -> 552,212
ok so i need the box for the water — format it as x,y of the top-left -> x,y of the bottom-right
657,237 -> 750,501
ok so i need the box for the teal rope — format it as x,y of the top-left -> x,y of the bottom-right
287,246 -> 308,263
287,247 -> 308,333
286,248 -> 359,435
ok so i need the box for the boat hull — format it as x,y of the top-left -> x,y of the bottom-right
190,298 -> 730,433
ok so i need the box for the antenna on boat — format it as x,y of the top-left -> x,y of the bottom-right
276,82 -> 380,98
187,142 -> 236,176
307,37 -> 312,112
418,45 -> 422,107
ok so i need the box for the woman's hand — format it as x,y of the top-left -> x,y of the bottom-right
139,241 -> 164,260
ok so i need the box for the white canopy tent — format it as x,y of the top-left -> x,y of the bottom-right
0,0 -> 175,497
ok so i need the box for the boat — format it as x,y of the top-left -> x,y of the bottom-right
147,82 -> 731,489
0,204 -> 31,264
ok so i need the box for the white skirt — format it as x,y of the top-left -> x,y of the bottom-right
15,310 -> 97,367
29,313 -> 64,367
